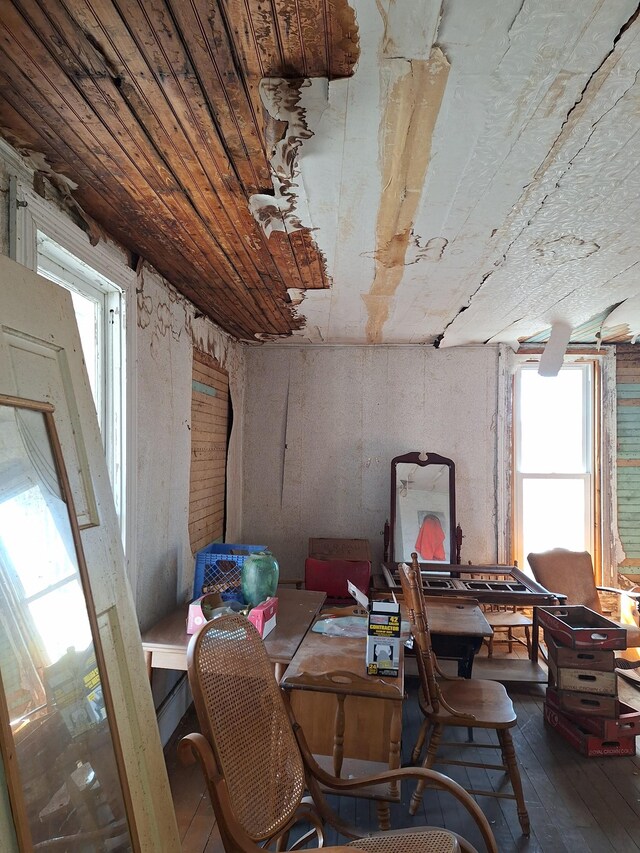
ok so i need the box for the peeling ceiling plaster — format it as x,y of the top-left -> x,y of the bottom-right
271,0 -> 640,347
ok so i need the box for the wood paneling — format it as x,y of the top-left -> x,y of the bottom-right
188,350 -> 229,554
0,0 -> 357,339
617,347 -> 640,572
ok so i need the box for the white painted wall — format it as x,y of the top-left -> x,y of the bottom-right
0,141 -> 246,734
241,345 -> 500,579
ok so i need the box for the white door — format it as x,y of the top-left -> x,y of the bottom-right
0,254 -> 180,851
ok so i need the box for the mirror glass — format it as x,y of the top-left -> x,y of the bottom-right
0,398 -> 134,850
391,452 -> 456,564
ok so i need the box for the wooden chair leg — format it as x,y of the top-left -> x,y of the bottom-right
487,634 -> 494,658
498,728 -> 530,836
507,628 -> 514,654
524,625 -> 531,657
410,725 -> 443,815
412,718 -> 430,764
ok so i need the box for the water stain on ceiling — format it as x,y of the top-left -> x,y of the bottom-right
1,1 -> 640,347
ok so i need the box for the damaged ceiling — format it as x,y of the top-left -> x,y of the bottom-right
1,0 -> 640,347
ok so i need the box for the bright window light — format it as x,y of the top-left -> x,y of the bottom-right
514,362 -> 594,570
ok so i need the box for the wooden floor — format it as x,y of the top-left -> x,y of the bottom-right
165,641 -> 640,853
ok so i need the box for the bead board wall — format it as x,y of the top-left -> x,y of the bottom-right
616,346 -> 640,576
189,350 -> 229,555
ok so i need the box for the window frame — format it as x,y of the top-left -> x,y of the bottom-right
7,157 -> 138,591
513,361 -> 595,569
497,345 -> 618,586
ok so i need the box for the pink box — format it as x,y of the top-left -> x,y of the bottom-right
247,597 -> 278,638
186,597 -> 209,634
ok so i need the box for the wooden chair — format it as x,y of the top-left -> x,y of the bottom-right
399,555 -> 530,837
178,613 -> 499,853
527,549 -> 640,655
483,605 -> 532,658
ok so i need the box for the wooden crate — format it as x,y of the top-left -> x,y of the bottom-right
544,701 -> 636,756
538,605 -> 627,650
548,655 -> 617,696
546,633 -> 615,671
546,687 -> 640,739
552,686 -> 620,718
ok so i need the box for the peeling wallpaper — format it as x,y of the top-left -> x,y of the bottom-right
135,265 -> 245,632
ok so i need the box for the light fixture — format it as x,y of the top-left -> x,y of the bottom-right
538,321 -> 572,377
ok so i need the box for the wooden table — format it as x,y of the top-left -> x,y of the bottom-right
423,595 -> 493,677
281,623 -> 405,831
141,587 -> 326,681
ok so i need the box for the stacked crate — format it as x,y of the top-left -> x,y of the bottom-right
539,605 -> 640,757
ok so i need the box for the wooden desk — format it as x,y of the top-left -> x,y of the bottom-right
423,596 -> 493,677
141,587 -> 326,681
281,624 -> 404,830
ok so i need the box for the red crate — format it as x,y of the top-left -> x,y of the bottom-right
544,701 -> 636,756
546,633 -> 615,671
538,605 -> 627,651
552,687 -> 619,717
546,687 -> 640,739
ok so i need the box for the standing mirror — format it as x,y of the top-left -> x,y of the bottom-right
390,452 -> 456,565
0,395 -> 136,850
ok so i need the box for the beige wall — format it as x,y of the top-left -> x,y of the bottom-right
241,344 -> 500,580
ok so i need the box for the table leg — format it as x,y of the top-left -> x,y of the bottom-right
531,607 -> 540,663
333,695 -> 346,778
144,650 -> 152,683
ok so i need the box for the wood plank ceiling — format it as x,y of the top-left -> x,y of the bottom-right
1,1 -> 640,347
0,0 -> 357,340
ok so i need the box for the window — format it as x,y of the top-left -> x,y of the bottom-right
513,362 -> 596,571
36,235 -> 127,527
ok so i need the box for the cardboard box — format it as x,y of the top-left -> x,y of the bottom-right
247,596 -> 278,638
348,581 -> 400,677
309,537 -> 371,562
186,592 -> 223,634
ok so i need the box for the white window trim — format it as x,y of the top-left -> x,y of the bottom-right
5,146 -> 138,595
497,345 -> 617,584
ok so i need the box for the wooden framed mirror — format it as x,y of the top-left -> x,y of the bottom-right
389,451 -> 457,566
0,394 -> 137,850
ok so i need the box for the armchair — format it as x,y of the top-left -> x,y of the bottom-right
179,613 -> 498,853
527,549 -> 640,658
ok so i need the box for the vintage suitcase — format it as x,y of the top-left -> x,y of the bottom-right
546,633 -> 615,671
538,605 -> 627,650
546,687 -> 640,739
544,700 -> 636,757
548,655 -> 617,696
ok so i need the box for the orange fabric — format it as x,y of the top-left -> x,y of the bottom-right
415,515 -> 446,561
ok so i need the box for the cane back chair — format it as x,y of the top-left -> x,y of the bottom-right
399,556 -> 530,837
178,613 -> 498,853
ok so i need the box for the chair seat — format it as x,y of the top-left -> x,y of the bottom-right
484,611 -> 532,628
427,679 -> 518,727
348,828 -> 463,853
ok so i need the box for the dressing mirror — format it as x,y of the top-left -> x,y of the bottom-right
0,395 -> 135,850
390,451 -> 456,565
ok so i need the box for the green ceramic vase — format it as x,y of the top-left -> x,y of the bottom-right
241,550 -> 279,607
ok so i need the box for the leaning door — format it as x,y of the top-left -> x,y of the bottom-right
0,254 -> 180,851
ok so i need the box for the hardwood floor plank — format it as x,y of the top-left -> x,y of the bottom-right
164,656 -> 640,852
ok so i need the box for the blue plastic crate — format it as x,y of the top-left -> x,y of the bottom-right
193,543 -> 266,602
